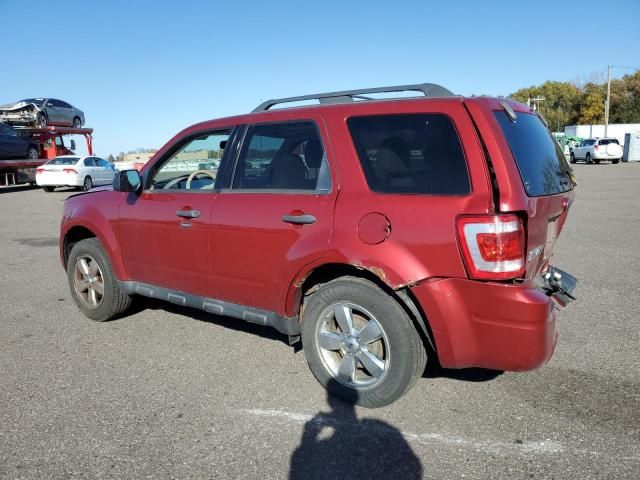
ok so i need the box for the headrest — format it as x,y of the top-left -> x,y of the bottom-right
304,138 -> 324,168
376,148 -> 408,176
219,140 -> 227,150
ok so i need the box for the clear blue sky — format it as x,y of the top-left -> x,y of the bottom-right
2,0 -> 639,157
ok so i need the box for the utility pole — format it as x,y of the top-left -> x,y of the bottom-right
529,96 -> 545,112
605,64 -> 612,137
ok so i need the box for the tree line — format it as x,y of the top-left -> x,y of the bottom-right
509,71 -> 640,132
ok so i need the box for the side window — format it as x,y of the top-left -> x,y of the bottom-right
84,158 -> 96,167
347,114 -> 470,195
150,130 -> 230,191
232,121 -> 330,191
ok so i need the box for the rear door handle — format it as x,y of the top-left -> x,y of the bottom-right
282,214 -> 316,225
176,209 -> 200,219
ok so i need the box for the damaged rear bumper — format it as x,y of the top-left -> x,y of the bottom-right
536,266 -> 577,308
410,266 -> 577,371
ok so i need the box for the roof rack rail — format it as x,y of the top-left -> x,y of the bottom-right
252,83 -> 454,112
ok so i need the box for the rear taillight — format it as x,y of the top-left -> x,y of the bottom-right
594,144 -> 599,150
36,168 -> 45,173
63,168 -> 77,174
456,214 -> 526,280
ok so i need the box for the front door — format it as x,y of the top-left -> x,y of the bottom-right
210,120 -> 337,314
0,123 -> 23,158
45,100 -> 62,124
117,129 -> 231,297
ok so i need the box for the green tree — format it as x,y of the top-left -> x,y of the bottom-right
577,83 -> 605,124
610,71 -> 640,123
511,81 -> 581,131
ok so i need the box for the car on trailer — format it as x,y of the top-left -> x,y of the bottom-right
59,84 -> 577,407
0,122 -> 40,160
0,126 -> 94,187
0,98 -> 85,128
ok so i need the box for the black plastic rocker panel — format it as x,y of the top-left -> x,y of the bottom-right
119,281 -> 300,335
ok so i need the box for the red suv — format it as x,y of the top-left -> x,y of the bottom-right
60,84 -> 577,407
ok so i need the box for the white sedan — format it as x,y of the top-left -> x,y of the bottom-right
36,155 -> 116,192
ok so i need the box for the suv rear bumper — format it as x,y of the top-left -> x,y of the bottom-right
411,278 -> 557,371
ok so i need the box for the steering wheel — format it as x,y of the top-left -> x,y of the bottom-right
162,174 -> 189,190
186,170 -> 217,190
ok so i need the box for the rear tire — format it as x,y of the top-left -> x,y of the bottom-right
301,277 -> 427,408
42,186 -> 55,192
83,176 -> 93,191
612,158 -> 620,164
27,146 -> 39,159
67,238 -> 132,322
73,117 -> 82,128
586,153 -> 593,164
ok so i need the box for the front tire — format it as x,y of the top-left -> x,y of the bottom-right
36,112 -> 47,128
83,176 -> 93,191
67,238 -> 132,321
73,117 -> 82,128
301,277 -> 427,408
570,153 -> 576,164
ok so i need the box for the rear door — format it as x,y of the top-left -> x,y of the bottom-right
96,158 -> 115,184
83,157 -> 100,182
598,138 -> 623,159
209,119 -> 336,313
117,129 -> 232,297
485,103 -> 576,278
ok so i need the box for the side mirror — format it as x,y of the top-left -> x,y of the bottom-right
70,139 -> 76,150
113,169 -> 141,193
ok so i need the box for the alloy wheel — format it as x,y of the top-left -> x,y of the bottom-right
72,255 -> 105,309
315,302 -> 390,389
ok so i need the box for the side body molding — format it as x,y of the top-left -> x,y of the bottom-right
120,281 -> 300,336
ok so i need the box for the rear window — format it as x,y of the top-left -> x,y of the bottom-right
494,111 -> 575,197
48,157 -> 79,165
599,138 -> 619,145
347,114 -> 470,195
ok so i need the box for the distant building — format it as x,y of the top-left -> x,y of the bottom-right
564,124 -> 640,145
123,151 -> 157,163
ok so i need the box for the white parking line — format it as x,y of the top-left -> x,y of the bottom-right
240,408 -> 565,456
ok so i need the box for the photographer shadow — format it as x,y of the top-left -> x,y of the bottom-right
289,379 -> 422,480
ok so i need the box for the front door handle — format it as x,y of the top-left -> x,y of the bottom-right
176,209 -> 200,219
282,213 -> 316,225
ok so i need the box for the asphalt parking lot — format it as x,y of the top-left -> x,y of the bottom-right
1,163 -> 639,479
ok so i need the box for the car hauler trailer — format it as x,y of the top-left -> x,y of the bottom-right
0,126 -> 93,186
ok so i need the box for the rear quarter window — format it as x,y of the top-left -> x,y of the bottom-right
494,111 -> 575,197
347,114 -> 470,195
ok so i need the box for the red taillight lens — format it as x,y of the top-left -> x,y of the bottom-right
594,144 -> 599,150
456,214 -> 525,280
63,168 -> 77,174
36,168 -> 45,173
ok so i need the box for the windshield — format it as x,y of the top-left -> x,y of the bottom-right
494,111 -> 576,197
47,157 -> 80,165
21,98 -> 45,106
